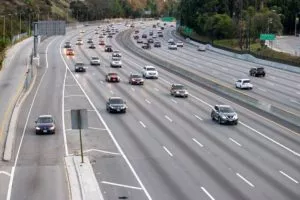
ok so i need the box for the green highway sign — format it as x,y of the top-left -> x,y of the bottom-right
183,27 -> 193,35
161,17 -> 175,22
260,34 -> 276,40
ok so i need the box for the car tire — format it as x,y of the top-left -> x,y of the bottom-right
218,117 -> 222,124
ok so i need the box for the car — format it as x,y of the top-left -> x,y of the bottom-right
99,40 -> 105,45
130,24 -> 135,28
80,30 -> 85,33
149,31 -> 153,36
158,32 -> 163,37
76,39 -> 83,45
108,33 -> 113,38
168,42 -> 177,50
170,84 -> 188,98
89,43 -> 96,49
198,45 -> 206,51
106,97 -> 127,113
160,27 -> 165,30
90,57 -> 100,65
112,50 -> 122,58
154,41 -> 161,47
152,34 -> 158,38
133,35 -> 139,40
142,34 -> 147,38
66,48 -> 75,56
249,67 -> 266,77
129,73 -> 144,85
168,38 -> 174,44
153,24 -> 156,28
134,30 -> 139,34
106,72 -> 120,82
64,41 -> 71,48
142,66 -> 158,79
137,38 -> 143,43
235,79 -> 253,89
148,38 -> 154,43
110,57 -> 122,68
142,42 -> 151,49
105,45 -> 113,52
99,35 -> 104,39
35,115 -> 56,134
95,31 -> 99,35
176,41 -> 184,47
211,105 -> 238,125
75,62 -> 86,72
87,38 -> 93,43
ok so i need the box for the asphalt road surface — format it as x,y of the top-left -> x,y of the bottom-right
1,21 -> 300,200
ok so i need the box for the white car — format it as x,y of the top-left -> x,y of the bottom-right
90,57 -> 100,65
198,45 -> 206,51
152,34 -> 158,38
176,41 -> 184,47
76,39 -> 83,45
112,50 -> 122,58
168,42 -> 177,50
142,66 -> 158,79
235,79 -> 253,89
168,38 -> 174,44
110,57 -> 122,68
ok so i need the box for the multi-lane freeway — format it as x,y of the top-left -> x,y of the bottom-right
1,20 -> 300,200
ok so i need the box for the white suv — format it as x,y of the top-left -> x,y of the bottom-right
110,57 -> 122,68
235,79 -> 253,89
142,66 -> 158,79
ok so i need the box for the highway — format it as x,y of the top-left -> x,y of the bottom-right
1,21 -> 300,200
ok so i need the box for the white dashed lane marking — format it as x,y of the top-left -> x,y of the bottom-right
164,115 -> 173,122
201,187 -> 215,200
194,114 -> 203,121
279,171 -> 299,184
171,99 -> 177,104
163,146 -> 173,157
192,138 -> 204,147
236,173 -> 255,187
139,121 -> 146,128
229,138 -> 242,147
145,99 -> 151,104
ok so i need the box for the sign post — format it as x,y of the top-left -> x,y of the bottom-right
71,109 -> 88,163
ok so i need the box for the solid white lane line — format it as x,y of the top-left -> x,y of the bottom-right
0,171 -> 11,177
101,181 -> 143,190
236,173 -> 255,187
290,99 -> 300,104
64,95 -> 85,98
60,51 -> 153,200
139,121 -> 146,128
145,99 -> 151,104
229,138 -> 242,147
171,99 -> 177,104
192,138 -> 204,147
165,115 -> 173,122
84,149 -> 121,155
279,171 -> 299,184
194,114 -> 203,121
88,127 -> 107,131
6,38 -> 57,200
189,94 -> 213,108
154,88 -> 159,91
240,122 -> 300,157
201,187 -> 215,200
163,146 -> 173,157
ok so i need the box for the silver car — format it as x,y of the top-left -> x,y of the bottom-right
90,57 -> 100,65
211,105 -> 238,125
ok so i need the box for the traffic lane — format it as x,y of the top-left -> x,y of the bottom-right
61,52 -> 151,200
10,36 -> 68,200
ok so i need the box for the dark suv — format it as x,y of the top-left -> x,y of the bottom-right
170,84 -> 188,98
35,115 -> 55,134
211,105 -> 238,125
249,67 -> 265,77
106,97 -> 127,113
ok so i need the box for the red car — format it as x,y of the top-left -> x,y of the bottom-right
66,48 -> 74,56
106,72 -> 120,82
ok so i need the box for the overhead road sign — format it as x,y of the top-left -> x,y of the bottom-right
260,34 -> 275,41
34,20 -> 66,36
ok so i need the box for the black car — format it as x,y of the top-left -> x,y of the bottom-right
105,45 -> 113,52
211,105 -> 238,125
154,41 -> 161,47
249,67 -> 266,77
75,62 -> 86,72
142,34 -> 147,38
64,42 -> 71,48
35,115 -> 55,134
142,42 -> 151,49
106,97 -> 127,113
133,35 -> 139,40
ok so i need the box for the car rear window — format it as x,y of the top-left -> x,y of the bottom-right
131,74 -> 141,78
257,68 -> 264,71
243,80 -> 250,83
173,85 -> 184,89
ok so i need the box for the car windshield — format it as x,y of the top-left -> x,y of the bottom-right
112,57 -> 120,61
147,67 -> 156,71
37,117 -> 53,123
131,74 -> 141,78
219,107 -> 234,113
108,73 -> 117,76
173,85 -> 184,89
110,98 -> 124,104
76,63 -> 84,67
257,68 -> 264,71
92,57 -> 99,60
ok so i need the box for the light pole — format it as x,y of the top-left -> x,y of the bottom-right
8,14 -> 12,41
295,12 -> 300,36
1,16 -> 6,41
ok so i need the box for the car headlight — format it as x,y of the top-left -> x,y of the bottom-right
176,91 -> 179,94
233,115 -> 238,120
36,127 -> 40,130
185,91 -> 189,94
49,126 -> 55,130
221,115 -> 227,119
